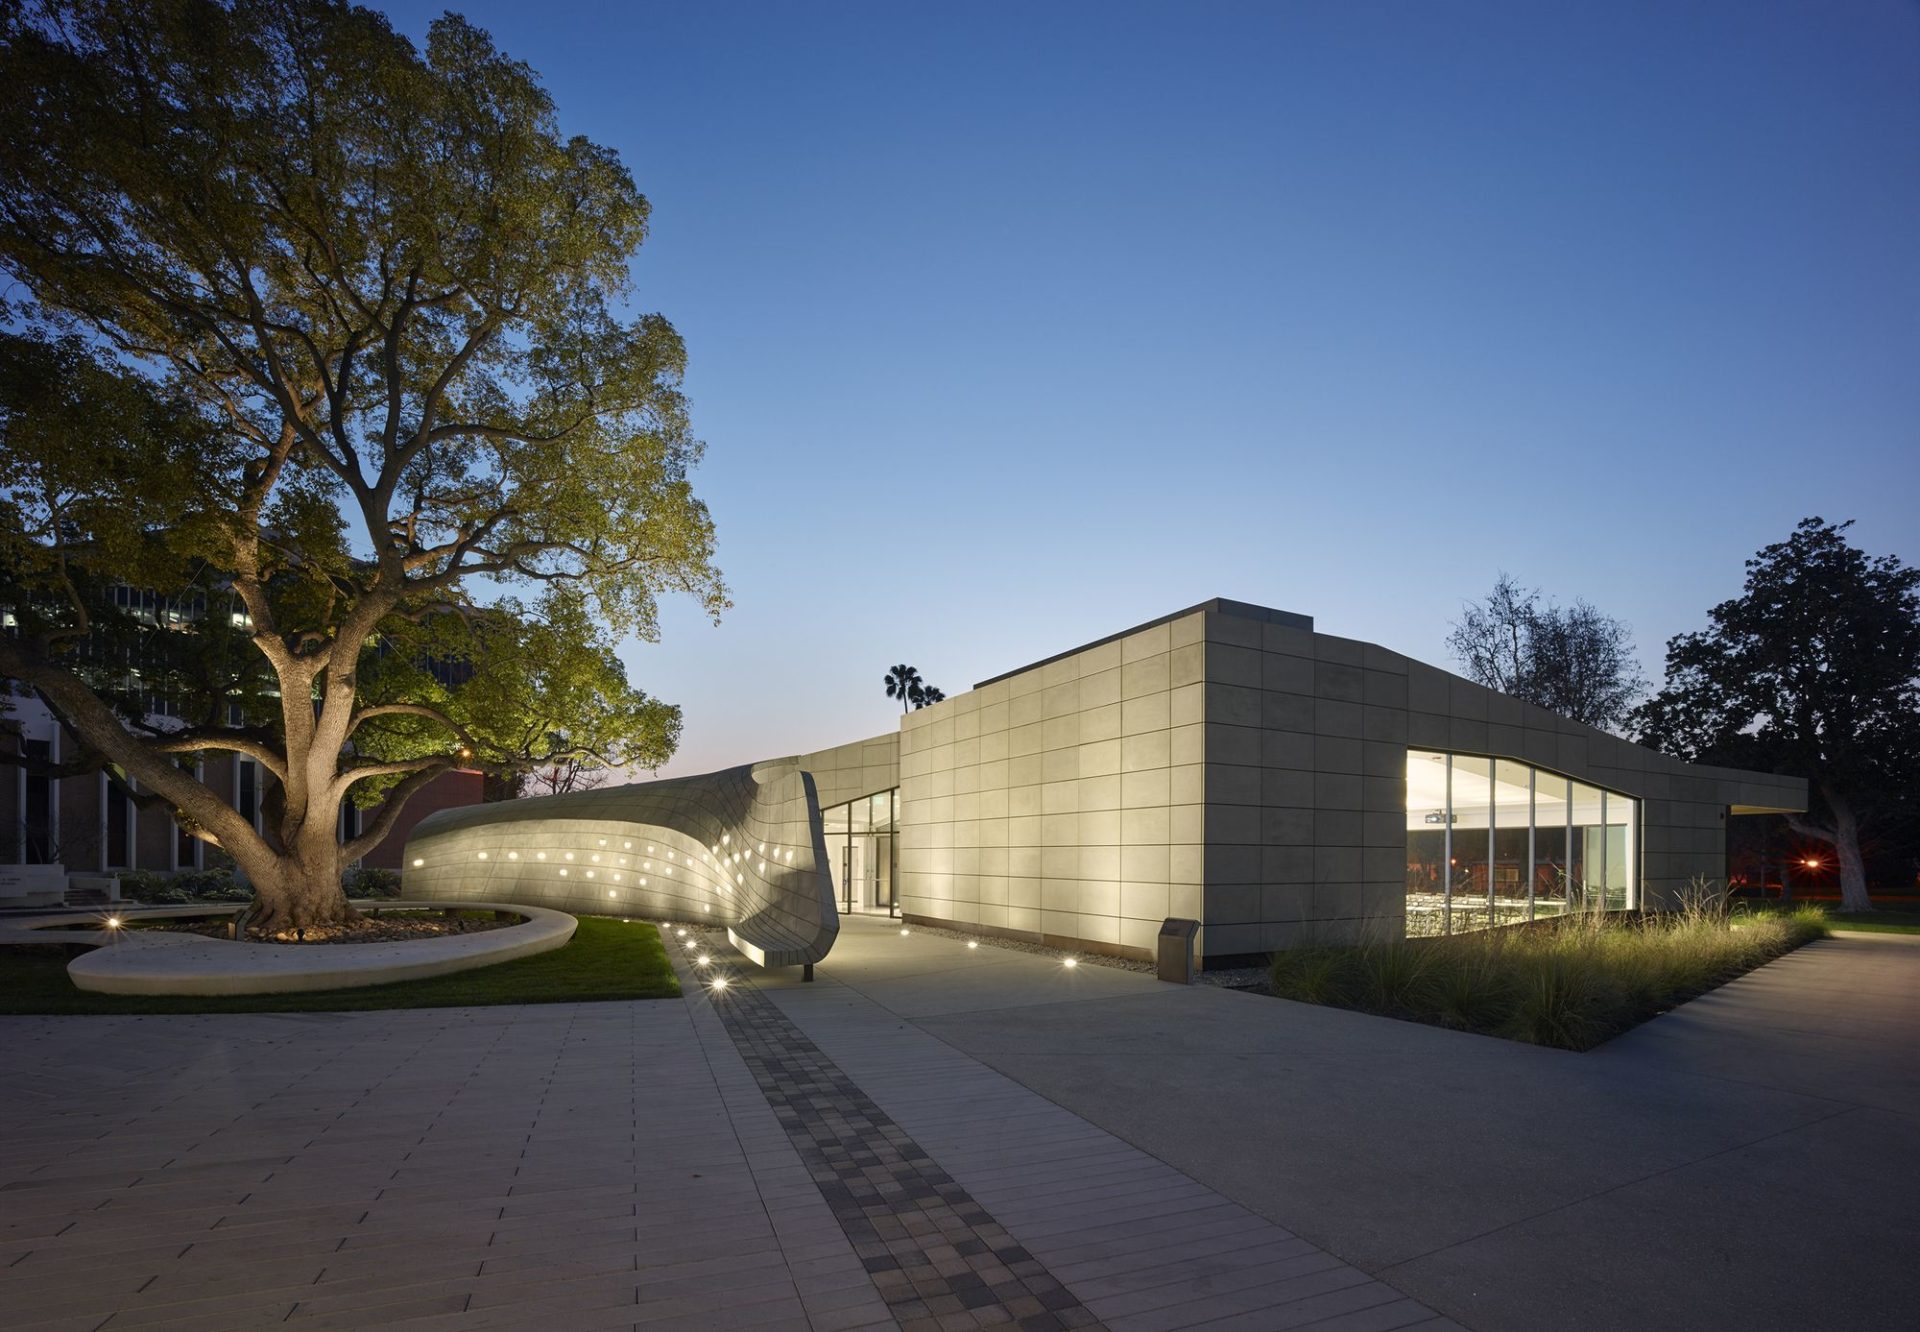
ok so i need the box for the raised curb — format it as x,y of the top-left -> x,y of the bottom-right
47,900 -> 576,996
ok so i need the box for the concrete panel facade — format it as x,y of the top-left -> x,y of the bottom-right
399,598 -> 1808,972
895,609 -> 1215,958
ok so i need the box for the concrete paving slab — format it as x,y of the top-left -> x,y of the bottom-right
793,921 -> 1918,1331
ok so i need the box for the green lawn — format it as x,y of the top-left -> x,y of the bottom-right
1827,910 -> 1920,935
0,915 -> 679,1015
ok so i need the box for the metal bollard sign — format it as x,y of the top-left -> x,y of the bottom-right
1157,917 -> 1199,984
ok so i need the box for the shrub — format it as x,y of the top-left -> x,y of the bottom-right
344,867 -> 402,898
119,870 -> 186,904
173,869 -> 249,901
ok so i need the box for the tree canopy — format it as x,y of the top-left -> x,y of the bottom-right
1632,518 -> 1919,911
1446,574 -> 1645,732
0,0 -> 725,927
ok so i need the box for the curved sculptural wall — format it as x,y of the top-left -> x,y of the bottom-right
401,760 -> 838,968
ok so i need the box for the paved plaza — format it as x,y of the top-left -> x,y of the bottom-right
2,919 -> 1914,1330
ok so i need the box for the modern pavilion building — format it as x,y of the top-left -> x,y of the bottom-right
402,599 -> 1807,970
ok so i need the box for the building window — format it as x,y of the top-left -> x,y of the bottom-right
104,775 -> 132,869
237,757 -> 259,830
1405,749 -> 1637,937
20,738 -> 53,864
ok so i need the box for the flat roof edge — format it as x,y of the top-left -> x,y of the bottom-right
974,598 -> 1313,690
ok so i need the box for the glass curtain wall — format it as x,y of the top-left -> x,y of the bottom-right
822,788 -> 899,917
1405,751 -> 1638,937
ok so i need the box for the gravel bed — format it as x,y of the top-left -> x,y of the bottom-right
1197,964 -> 1271,990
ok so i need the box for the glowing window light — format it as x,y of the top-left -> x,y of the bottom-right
477,851 -> 488,860
640,877 -> 648,885
607,890 -> 615,899
758,843 -> 766,854
585,870 -> 595,879
508,851 -> 519,860
537,852 -> 548,861
559,868 -> 569,876
758,861 -> 767,874
564,852 -> 575,861
643,861 -> 651,870
722,834 -> 730,845
623,840 -> 632,849
647,845 -> 655,854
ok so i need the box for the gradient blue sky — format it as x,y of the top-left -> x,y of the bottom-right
382,0 -> 1919,778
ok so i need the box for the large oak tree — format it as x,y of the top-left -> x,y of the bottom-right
1633,519 -> 1919,913
0,0 -> 726,929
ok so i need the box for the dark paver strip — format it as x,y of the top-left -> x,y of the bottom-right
711,974 -> 1107,1331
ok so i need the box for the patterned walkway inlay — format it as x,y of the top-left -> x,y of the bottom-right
713,979 -> 1103,1331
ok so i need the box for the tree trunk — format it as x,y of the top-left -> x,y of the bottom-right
229,817 -> 358,935
1829,792 -> 1874,914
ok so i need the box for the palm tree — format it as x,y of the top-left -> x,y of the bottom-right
916,686 -> 946,707
883,663 -> 924,713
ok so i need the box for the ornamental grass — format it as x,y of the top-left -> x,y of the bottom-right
1267,881 -> 1830,1051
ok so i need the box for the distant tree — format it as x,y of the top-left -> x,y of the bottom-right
1447,574 -> 1646,731
883,664 -> 923,713
1633,519 -> 1920,913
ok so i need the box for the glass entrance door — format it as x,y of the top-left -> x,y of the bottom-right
823,789 -> 899,917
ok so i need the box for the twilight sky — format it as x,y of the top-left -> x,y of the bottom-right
378,0 -> 1920,778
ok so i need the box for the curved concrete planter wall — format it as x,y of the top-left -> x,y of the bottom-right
403,760 -> 838,968
59,902 -> 576,996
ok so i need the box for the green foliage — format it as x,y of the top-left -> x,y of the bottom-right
1266,904 -> 1830,1051
1633,518 -> 1920,909
0,2 -> 727,915
343,866 -> 402,898
119,868 -> 247,903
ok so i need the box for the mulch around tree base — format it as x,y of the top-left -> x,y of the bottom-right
140,913 -> 514,946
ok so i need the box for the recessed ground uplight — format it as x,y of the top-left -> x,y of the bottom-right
1062,957 -> 1079,969
676,928 -> 688,937
899,928 -> 911,937
412,857 -> 424,867
966,941 -> 979,950
105,915 -> 121,930
696,953 -> 711,967
710,976 -> 729,991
